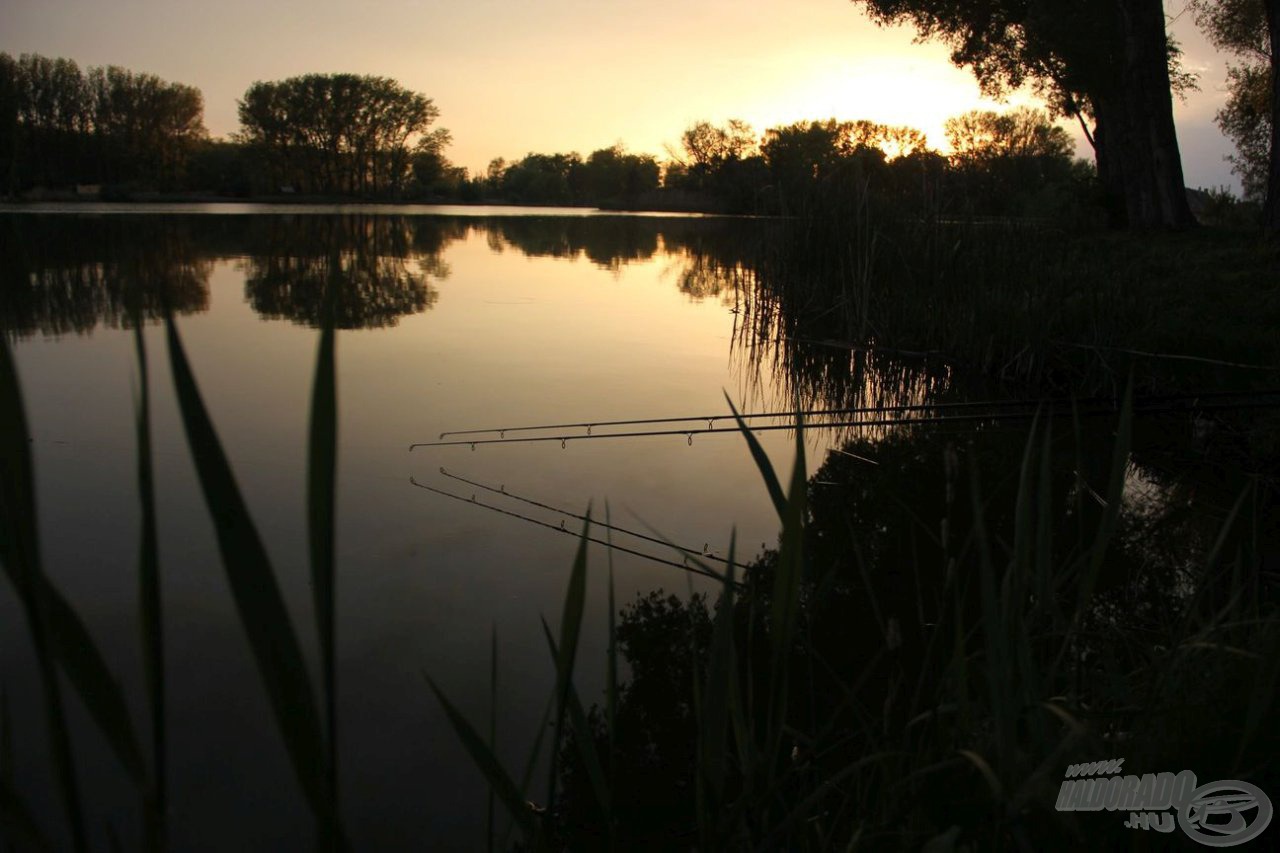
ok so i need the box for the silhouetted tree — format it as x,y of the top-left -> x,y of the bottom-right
409,127 -> 464,196
943,107 -> 1086,215
87,64 -> 205,187
236,74 -> 441,196
0,54 -> 18,195
572,145 -> 660,205
1194,0 -> 1276,227
849,1 -> 1198,228
761,118 -> 929,215
186,139 -> 253,196
494,152 -> 581,203
0,52 -> 205,191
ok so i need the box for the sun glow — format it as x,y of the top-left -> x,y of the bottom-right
743,56 -> 1043,154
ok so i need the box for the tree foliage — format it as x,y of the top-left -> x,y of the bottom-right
944,107 -> 1072,164
480,146 -> 660,206
760,118 -> 929,215
236,74 -> 441,196
1194,0 -> 1272,203
850,1 -> 1197,228
0,52 -> 205,192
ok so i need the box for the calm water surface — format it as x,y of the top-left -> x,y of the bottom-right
3,206 -> 1274,849
1,207 -> 843,849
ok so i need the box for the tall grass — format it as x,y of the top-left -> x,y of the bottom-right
727,189 -> 1280,400
1,266 -> 1276,849
0,295 -> 343,848
431,386 -> 1278,850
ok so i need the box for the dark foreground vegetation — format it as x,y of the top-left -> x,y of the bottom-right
2,2 -> 1279,850
0,207 -> 1277,850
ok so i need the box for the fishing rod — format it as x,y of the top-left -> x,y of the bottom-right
437,467 -> 730,565
410,395 -> 1280,450
436,396 -> 1047,440
408,476 -> 732,584
433,387 -> 1280,441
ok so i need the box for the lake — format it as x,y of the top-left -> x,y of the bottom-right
1,206 -> 854,849
1,205 -> 1272,850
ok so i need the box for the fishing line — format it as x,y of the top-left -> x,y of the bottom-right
408,477 -> 731,584
436,467 -> 730,565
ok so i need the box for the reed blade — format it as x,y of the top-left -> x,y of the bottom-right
0,776 -> 54,853
309,273 -> 339,836
0,337 -> 87,851
424,675 -> 538,843
162,316 -> 329,820
133,319 -> 166,846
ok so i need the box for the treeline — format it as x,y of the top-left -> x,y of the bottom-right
469,110 -> 1090,218
0,51 -> 1090,219
0,53 -> 205,193
474,146 -> 660,207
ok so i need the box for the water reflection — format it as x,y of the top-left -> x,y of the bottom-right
2,209 -> 1274,848
1,213 -> 769,337
240,216 -> 461,329
0,216 -> 212,338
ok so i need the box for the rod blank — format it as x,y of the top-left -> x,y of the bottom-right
429,388 -> 1280,444
410,395 -> 1280,450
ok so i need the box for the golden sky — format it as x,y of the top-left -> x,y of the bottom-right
2,1 -> 1241,189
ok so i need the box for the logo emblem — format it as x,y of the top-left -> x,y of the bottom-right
1178,780 -> 1272,847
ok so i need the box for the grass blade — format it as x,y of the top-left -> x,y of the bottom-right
539,621 -> 612,827
969,456 -> 1013,773
766,406 -> 807,773
700,533 -> 737,806
309,271 -> 340,842
545,509 -> 592,817
42,583 -> 147,786
604,503 -> 618,790
162,316 -> 328,818
0,336 -> 87,852
487,625 -> 497,853
424,674 -> 537,843
0,687 -> 9,790
725,392 -> 786,517
0,777 -> 54,853
1076,377 -> 1133,618
500,688 -> 556,851
133,318 -> 166,848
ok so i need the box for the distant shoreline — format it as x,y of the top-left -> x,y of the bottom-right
0,190 -> 726,215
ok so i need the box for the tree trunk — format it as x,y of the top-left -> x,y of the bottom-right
1265,0 -> 1280,235
1091,96 -> 1129,227
1111,0 -> 1198,227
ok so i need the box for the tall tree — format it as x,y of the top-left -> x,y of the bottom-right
237,74 -> 440,196
944,107 -> 1073,163
1269,0 -> 1280,232
760,118 -> 924,214
1195,0 -> 1278,232
850,1 -> 1198,228
0,52 -> 205,190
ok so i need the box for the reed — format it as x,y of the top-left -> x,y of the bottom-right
435,385 -> 1278,850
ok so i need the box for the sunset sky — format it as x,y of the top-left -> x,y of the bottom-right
2,0 -> 1242,190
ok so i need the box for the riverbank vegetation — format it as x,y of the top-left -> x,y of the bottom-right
2,3 -> 1279,848
2,36 -> 1274,231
